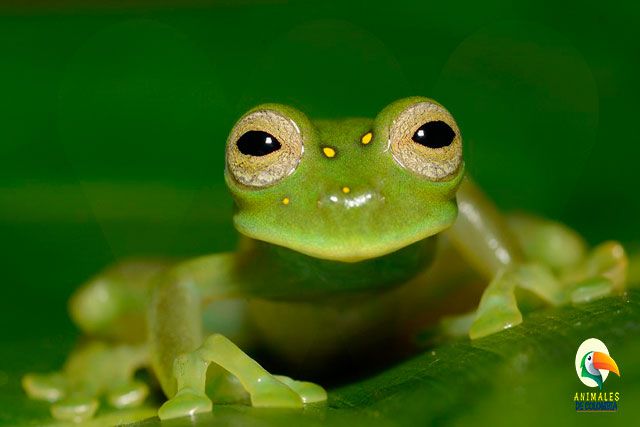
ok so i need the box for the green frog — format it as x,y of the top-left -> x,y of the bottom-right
23,97 -> 627,422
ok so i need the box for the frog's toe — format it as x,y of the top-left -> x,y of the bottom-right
23,371 -> 102,422
158,388 -> 212,420
630,249 -> 640,287
22,372 -> 67,402
24,341 -> 150,423
569,277 -> 613,304
107,380 -> 149,409
51,395 -> 99,423
250,376 -> 303,408
274,375 -> 327,404
469,294 -> 523,340
439,311 -> 477,339
584,241 -> 627,290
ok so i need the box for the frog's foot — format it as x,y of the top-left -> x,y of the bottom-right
158,334 -> 320,420
22,372 -> 99,422
562,241 -> 627,303
22,341 -> 148,422
469,241 -> 628,340
507,214 -> 628,298
469,263 -> 564,339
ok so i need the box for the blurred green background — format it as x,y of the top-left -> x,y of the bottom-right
0,0 -> 639,426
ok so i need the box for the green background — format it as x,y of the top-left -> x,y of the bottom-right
0,0 -> 639,426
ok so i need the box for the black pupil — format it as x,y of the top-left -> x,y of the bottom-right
412,121 -> 455,148
236,130 -> 282,156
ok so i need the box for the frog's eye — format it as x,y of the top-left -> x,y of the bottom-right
236,131 -> 282,156
226,109 -> 304,187
389,101 -> 462,181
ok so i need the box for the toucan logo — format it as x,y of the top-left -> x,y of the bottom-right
575,338 -> 620,389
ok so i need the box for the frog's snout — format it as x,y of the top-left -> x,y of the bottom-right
317,187 -> 384,210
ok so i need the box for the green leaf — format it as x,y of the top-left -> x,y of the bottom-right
3,290 -> 638,427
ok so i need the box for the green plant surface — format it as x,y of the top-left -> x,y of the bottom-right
2,289 -> 638,427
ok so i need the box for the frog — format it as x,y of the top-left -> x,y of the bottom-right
23,97 -> 628,423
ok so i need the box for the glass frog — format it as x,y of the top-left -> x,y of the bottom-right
23,97 -> 628,422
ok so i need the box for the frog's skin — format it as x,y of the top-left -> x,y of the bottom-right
23,97 -> 628,423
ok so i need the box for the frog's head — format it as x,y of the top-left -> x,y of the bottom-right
225,97 -> 465,262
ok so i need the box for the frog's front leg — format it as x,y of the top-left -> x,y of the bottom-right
149,253 -> 326,421
448,178 -> 627,339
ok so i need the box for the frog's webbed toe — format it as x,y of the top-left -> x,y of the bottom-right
273,375 -> 327,404
22,341 -> 149,422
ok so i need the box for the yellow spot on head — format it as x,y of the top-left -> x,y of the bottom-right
322,147 -> 336,158
361,132 -> 373,145
342,186 -> 350,194
282,197 -> 290,205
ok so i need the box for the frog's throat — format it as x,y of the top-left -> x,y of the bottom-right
234,236 -> 438,299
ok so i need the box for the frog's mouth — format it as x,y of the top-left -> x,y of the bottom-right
234,201 -> 457,263
270,222 -> 452,262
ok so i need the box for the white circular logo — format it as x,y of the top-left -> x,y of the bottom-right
575,338 -> 612,388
